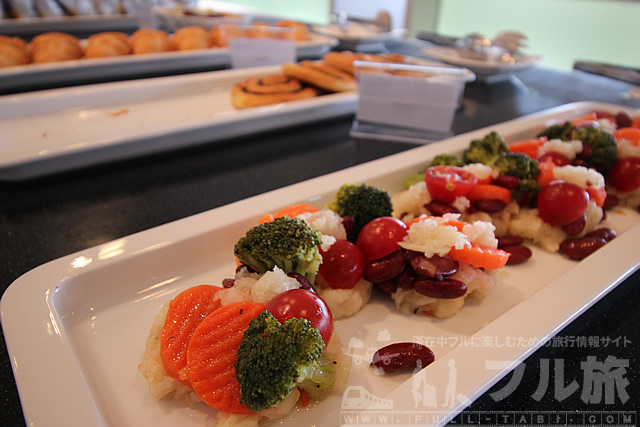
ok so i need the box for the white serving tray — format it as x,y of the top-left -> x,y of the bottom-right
0,33 -> 338,93
0,64 -> 357,181
0,14 -> 140,36
2,101 -> 639,426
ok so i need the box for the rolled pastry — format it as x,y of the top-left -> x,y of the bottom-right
173,26 -> 211,51
130,29 -> 174,55
30,32 -> 82,64
0,35 -> 30,67
323,51 -> 407,75
282,60 -> 356,92
231,74 -> 317,109
84,32 -> 131,59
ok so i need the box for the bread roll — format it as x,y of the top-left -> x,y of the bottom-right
0,35 -> 30,67
83,32 -> 131,59
275,20 -> 308,41
173,26 -> 211,51
130,29 -> 174,55
30,32 -> 82,63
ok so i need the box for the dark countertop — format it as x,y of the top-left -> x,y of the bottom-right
0,65 -> 639,426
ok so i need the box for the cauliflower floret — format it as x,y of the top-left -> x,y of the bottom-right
617,138 -> 640,159
399,215 -> 468,257
297,209 -> 346,241
539,139 -> 583,160
462,163 -> 498,181
315,277 -> 373,319
463,201 -> 519,236
391,181 -> 431,222
462,221 -> 498,249
509,208 -> 567,252
215,267 -> 301,306
553,164 -> 605,190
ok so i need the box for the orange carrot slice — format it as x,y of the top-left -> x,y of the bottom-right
614,127 -> 640,146
571,112 -> 598,126
258,203 -> 319,224
586,186 -> 607,207
405,215 -> 466,231
508,137 -> 548,158
298,388 -> 311,407
632,117 -> 640,129
449,245 -> 510,270
537,160 -> 557,186
160,285 -> 222,386
465,184 -> 512,205
185,302 -> 266,414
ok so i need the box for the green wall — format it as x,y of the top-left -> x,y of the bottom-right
434,0 -> 640,70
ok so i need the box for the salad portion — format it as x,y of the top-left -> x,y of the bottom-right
394,109 -> 639,260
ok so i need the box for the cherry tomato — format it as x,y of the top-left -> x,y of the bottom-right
537,152 -> 571,167
266,289 -> 333,346
537,181 -> 589,227
356,216 -> 407,262
608,157 -> 640,193
425,166 -> 478,203
318,240 -> 364,289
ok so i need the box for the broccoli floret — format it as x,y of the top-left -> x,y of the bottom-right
430,153 -> 464,167
513,178 -> 541,207
493,152 -> 540,181
402,172 -> 424,189
463,131 -> 509,166
536,121 -> 574,141
233,216 -> 322,283
326,183 -> 392,242
572,126 -> 618,174
235,311 -> 334,412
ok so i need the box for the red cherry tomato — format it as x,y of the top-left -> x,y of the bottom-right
537,152 -> 571,167
608,157 -> 640,193
356,217 -> 407,262
537,181 -> 589,227
425,166 -> 478,203
266,289 -> 333,346
318,240 -> 364,289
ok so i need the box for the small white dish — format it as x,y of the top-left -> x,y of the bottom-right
423,46 -> 543,82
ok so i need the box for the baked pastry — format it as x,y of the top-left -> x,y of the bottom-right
83,32 -> 131,59
323,51 -> 407,75
130,29 -> 174,55
30,32 -> 82,64
173,26 -> 211,51
282,60 -> 356,92
275,20 -> 308,41
231,74 -> 317,109
0,35 -> 30,67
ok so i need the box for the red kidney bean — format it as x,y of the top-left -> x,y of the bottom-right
602,194 -> 620,211
572,159 -> 589,168
287,272 -> 317,294
410,255 -> 458,278
342,215 -> 355,235
375,279 -> 397,294
501,245 -> 533,264
371,342 -> 435,373
585,227 -> 617,242
562,213 -> 586,236
559,236 -> 607,260
578,144 -> 593,159
222,278 -> 235,288
492,175 -> 521,190
414,278 -> 467,299
474,198 -> 507,213
425,200 -> 459,216
363,250 -> 406,283
497,235 -> 525,248
616,111 -> 633,128
395,266 -> 416,289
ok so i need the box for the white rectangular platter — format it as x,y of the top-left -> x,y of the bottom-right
2,101 -> 639,427
0,63 -> 357,181
0,33 -> 337,93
